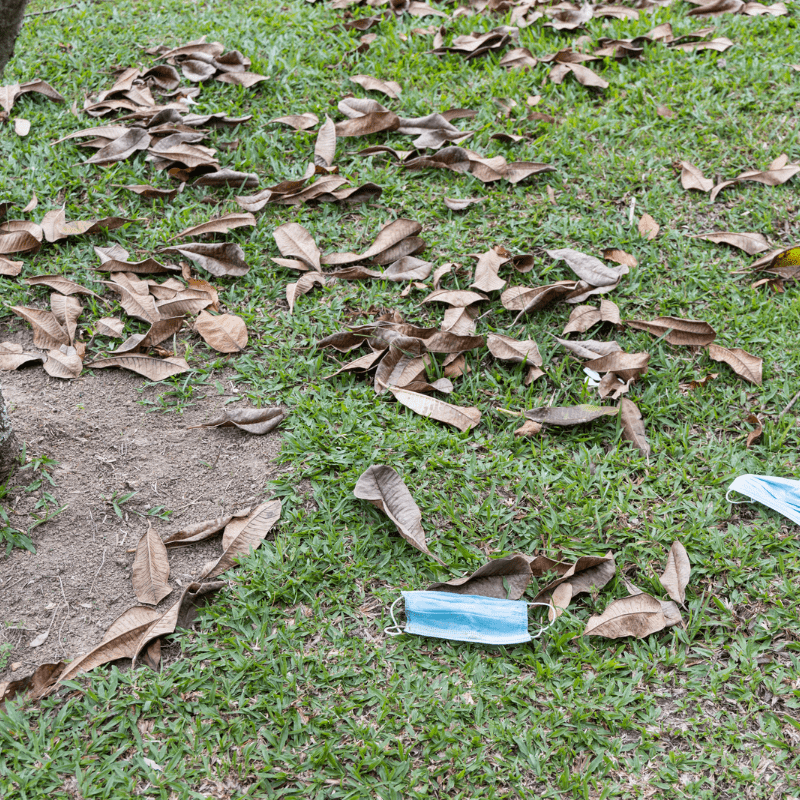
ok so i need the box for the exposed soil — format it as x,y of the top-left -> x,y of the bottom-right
0,326 -> 283,683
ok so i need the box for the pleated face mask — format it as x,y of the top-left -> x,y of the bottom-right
727,474 -> 800,526
385,591 -> 552,646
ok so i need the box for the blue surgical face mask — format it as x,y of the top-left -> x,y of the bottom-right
727,474 -> 800,526
385,591 -> 552,646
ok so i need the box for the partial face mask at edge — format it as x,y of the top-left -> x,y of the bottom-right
385,591 -> 553,646
727,474 -> 800,526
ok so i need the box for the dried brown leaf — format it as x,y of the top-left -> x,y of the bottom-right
286,272 -> 327,313
60,606 -> 162,682
25,275 -> 96,296
193,311 -> 248,352
271,113 -> 319,130
0,256 -> 23,276
43,345 -> 82,380
95,317 -> 125,337
132,523 -> 172,605
11,306 -> 69,349
680,160 -> 714,192
515,419 -> 542,437
173,212 -> 255,240
563,305 -> 602,334
313,114 -> 337,168
1,662 -> 65,708
350,74 -> 402,99
160,243 -> 248,278
708,343 -> 762,385
470,248 -> 508,293
695,231 -> 771,255
534,553 -> 616,604
199,500 -> 282,579
335,111 -> 400,137
0,342 -> 45,370
388,386 -> 481,432
660,541 -> 690,605
583,593 -> 674,639
602,248 -> 637,268
428,554 -> 532,599
88,354 -> 190,380
189,405 -> 286,435
50,294 -> 82,343
627,316 -> 716,346
273,222 -> 321,270
584,351 -> 650,382
525,404 -> 618,426
422,288 -> 487,307
555,337 -> 622,360
619,397 -> 650,456
354,465 -> 443,564
487,334 -> 542,366
638,213 -> 660,240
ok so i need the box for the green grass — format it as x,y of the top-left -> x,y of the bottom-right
2,0 -> 800,797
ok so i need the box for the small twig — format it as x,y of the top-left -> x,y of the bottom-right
779,388 -> 800,417
88,547 -> 106,597
57,575 -> 70,611
88,507 -> 97,543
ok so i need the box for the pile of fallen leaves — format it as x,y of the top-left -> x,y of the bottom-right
355,464 -> 692,638
1,501 -> 282,706
308,235 -> 763,453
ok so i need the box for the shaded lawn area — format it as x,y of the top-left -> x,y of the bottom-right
2,0 -> 800,797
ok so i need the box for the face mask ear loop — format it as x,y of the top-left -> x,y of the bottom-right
384,596 -> 404,637
726,489 -> 748,504
528,601 -> 555,640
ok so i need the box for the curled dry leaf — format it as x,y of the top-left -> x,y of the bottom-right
102,280 -> 160,324
173,212 -> 255,239
51,294 -> 82,343
60,606 -> 163,682
619,397 -> 650,456
131,582 -> 226,667
428,554 -> 532,599
11,307 -> 69,349
546,248 -> 623,287
584,351 -> 650,382
602,248 -> 637,269
515,420 -> 542,437
43,346 -> 83,380
583,593 -> 680,639
0,342 -> 45,371
422,288 -> 487,308
199,499 -> 282,579
88,355 -> 191,381
563,305 -> 601,334
354,465 -> 444,565
350,74 -> 402,99
163,508 -> 251,548
273,222 -> 321,270
660,541 -> 690,605
556,337 -> 622,360
194,310 -> 248,352
287,272 -> 327,312
627,316 -> 716,346
487,334 -> 542,367
189,405 -> 286,435
95,318 -> 124,337
680,161 -> 714,192
123,184 -> 178,202
0,256 -> 23,276
694,231 -> 771,255
444,197 -> 482,211
388,386 -> 481,433
746,413 -> 763,448
132,523 -> 172,605
160,243 -> 249,277
525,404 -> 618,427
25,275 -> 96,296
322,218 -> 422,266
708,343 -> 762,385
1,662 -> 65,709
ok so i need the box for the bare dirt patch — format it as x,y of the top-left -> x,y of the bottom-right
0,334 -> 283,682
